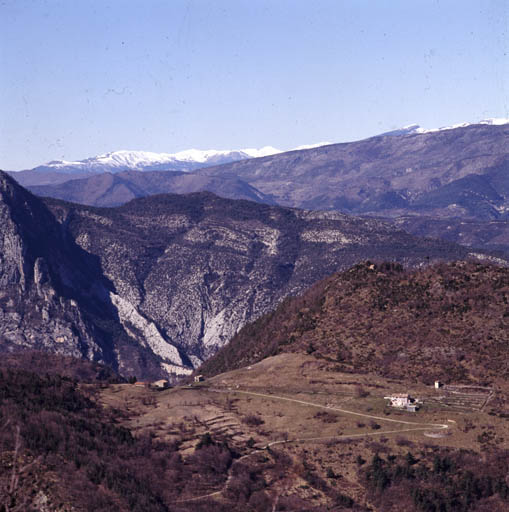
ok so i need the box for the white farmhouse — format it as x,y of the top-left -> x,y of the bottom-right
152,379 -> 169,389
384,393 -> 411,408
384,393 -> 421,411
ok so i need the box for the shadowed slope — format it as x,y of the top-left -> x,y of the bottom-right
0,170 -> 175,379
26,170 -> 274,207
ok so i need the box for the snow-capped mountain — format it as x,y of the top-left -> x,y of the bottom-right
380,118 -> 509,137
20,141 -> 333,176
27,147 -> 283,175
13,117 -> 507,177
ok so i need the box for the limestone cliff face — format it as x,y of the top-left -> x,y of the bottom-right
45,191 -> 475,375
0,172 -> 97,358
0,171 -> 490,379
0,172 -> 171,379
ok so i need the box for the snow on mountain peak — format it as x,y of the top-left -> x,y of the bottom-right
381,118 -> 508,137
241,146 -> 282,158
24,117 -> 507,174
31,147 -> 279,174
29,142 -> 334,174
478,117 -> 509,126
172,146 -> 281,162
94,150 -> 178,166
293,142 -> 332,151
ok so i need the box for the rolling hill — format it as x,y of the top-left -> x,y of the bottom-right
202,260 -> 509,384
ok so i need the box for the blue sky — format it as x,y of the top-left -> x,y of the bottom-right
1,0 -> 507,170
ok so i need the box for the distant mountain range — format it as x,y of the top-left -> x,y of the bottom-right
27,170 -> 275,207
27,147 -> 282,174
1,169 -> 489,379
8,118 -> 506,178
7,118 -> 509,256
12,120 -> 508,213
379,117 -> 509,136
194,120 -> 509,217
8,143 -> 329,186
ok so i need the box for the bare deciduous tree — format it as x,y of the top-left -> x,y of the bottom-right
1,424 -> 41,512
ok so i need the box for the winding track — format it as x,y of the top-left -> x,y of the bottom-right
176,387 -> 449,504
214,388 -> 449,430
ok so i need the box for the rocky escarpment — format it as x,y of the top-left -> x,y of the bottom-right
0,170 -> 498,379
0,171 -> 174,379
45,191 -> 478,375
0,172 -> 98,358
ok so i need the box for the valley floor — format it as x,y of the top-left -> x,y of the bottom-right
99,353 -> 509,510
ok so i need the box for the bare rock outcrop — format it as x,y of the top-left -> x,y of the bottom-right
0,170 -> 498,379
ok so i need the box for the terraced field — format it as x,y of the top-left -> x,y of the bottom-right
426,385 -> 493,412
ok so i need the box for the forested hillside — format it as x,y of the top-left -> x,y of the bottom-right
202,261 -> 509,384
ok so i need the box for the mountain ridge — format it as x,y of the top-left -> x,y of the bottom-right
16,122 -> 509,220
8,143 -> 330,180
9,117 -> 507,176
26,170 -> 275,207
379,117 -> 509,136
195,122 -> 509,216
201,260 -> 509,384
1,169 -> 494,379
26,147 -> 281,174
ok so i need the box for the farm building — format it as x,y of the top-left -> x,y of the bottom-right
384,393 -> 421,411
384,393 -> 411,408
152,379 -> 169,389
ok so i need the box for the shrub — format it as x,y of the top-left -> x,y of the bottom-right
242,415 -> 264,427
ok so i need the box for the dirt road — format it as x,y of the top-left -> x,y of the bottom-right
177,386 -> 448,503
